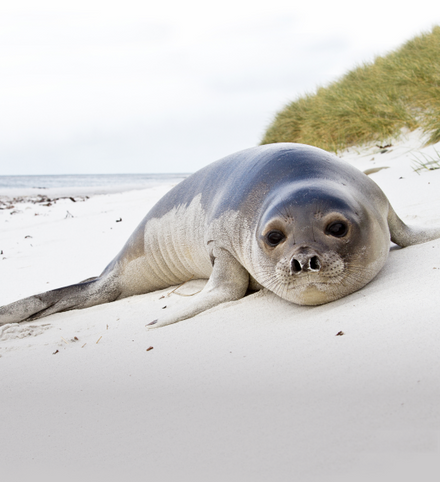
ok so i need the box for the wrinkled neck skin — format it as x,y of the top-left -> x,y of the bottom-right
229,180 -> 392,306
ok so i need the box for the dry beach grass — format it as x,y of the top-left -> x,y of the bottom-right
262,26 -> 440,152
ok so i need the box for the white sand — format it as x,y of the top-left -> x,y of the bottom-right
1,132 -> 440,481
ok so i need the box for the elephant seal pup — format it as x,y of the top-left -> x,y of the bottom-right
1,143 -> 440,328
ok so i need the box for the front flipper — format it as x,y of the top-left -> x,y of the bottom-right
388,205 -> 440,247
147,248 -> 249,328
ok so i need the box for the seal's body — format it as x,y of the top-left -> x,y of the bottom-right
1,143 -> 439,327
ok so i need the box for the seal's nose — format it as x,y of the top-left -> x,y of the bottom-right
290,249 -> 321,274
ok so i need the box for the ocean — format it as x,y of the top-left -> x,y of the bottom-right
0,173 -> 190,190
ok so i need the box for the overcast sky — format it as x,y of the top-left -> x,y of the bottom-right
1,0 -> 439,175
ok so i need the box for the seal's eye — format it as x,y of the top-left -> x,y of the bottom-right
325,221 -> 348,238
266,230 -> 286,247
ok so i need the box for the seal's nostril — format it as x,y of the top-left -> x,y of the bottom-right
292,259 -> 302,273
310,256 -> 321,271
291,252 -> 321,274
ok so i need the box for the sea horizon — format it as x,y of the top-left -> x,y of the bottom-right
0,173 -> 191,199
0,172 -> 191,190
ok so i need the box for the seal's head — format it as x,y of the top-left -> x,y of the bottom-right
253,180 -> 390,305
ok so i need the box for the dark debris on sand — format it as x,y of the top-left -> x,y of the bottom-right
0,194 -> 89,211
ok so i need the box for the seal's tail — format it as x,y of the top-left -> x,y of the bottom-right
388,204 -> 440,247
0,276 -> 121,326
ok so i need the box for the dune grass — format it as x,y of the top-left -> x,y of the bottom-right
411,148 -> 440,174
261,26 -> 440,152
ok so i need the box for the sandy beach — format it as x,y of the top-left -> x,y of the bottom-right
1,132 -> 440,481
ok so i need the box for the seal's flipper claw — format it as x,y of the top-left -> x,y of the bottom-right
146,319 -> 168,330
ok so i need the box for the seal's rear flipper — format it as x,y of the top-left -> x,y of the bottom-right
388,205 -> 440,247
0,277 -> 120,325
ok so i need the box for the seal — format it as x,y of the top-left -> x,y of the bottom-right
1,143 -> 440,328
